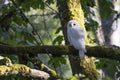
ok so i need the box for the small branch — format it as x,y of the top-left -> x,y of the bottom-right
0,54 -> 57,79
31,59 -> 58,78
0,64 -> 50,79
43,2 -> 58,14
27,12 -> 57,17
41,64 -> 58,77
30,69 -> 49,79
0,44 -> 120,61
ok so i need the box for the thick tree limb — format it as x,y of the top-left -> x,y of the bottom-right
0,64 -> 49,79
0,44 -> 120,61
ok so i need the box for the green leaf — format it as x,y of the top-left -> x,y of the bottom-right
85,20 -> 98,31
45,0 -> 54,4
12,15 -> 26,26
96,58 -> 118,74
23,32 -> 36,43
55,27 -> 62,34
52,35 -> 63,45
99,0 -> 114,19
48,57 -> 66,67
39,1 -> 45,9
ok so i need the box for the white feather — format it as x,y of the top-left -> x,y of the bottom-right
67,20 -> 86,59
79,50 -> 85,59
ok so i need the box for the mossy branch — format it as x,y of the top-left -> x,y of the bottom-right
0,64 -> 49,79
0,44 -> 120,61
0,55 -> 57,79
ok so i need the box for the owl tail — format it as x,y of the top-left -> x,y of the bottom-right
79,50 -> 86,59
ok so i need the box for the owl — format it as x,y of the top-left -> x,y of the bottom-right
67,20 -> 86,59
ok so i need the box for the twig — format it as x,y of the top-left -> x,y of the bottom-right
43,2 -> 58,14
30,69 -> 49,79
27,12 -> 57,17
10,0 -> 44,45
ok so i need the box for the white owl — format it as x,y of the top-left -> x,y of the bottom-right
67,20 -> 86,59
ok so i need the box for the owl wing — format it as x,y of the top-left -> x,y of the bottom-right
67,27 -> 86,52
67,33 -> 73,45
67,27 -> 75,46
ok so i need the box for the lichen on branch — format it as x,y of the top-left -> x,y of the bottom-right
0,64 -> 50,79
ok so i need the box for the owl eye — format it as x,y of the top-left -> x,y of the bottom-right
73,23 -> 76,26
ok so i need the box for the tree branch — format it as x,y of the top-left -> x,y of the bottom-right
0,44 -> 120,61
0,64 -> 49,79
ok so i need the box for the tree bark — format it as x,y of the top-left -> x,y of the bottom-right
91,0 -> 120,46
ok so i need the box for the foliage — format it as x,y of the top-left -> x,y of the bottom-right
0,0 -> 119,80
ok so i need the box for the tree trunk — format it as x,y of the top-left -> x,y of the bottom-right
89,0 -> 120,79
92,0 -> 120,46
57,0 -> 99,79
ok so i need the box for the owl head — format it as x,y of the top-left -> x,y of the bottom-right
67,20 -> 81,29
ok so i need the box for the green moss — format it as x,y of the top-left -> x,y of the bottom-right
40,63 -> 44,70
0,66 -> 10,75
0,64 -> 30,76
49,69 -> 57,77
10,64 -> 30,74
